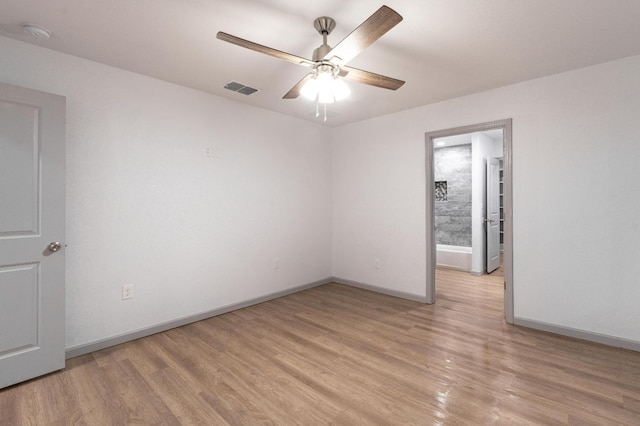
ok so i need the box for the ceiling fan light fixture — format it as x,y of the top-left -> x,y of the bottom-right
301,64 -> 350,105
300,78 -> 318,101
217,5 -> 404,122
316,70 -> 336,104
317,89 -> 335,104
332,78 -> 350,101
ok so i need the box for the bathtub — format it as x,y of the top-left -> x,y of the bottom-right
436,244 -> 472,272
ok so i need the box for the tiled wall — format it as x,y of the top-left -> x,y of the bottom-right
434,144 -> 472,247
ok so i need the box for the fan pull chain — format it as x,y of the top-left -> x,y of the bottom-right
313,95 -> 329,122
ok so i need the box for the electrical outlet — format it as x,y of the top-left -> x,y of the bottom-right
122,284 -> 134,300
273,258 -> 280,269
374,257 -> 382,269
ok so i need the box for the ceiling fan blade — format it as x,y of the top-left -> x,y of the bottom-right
217,32 -> 315,68
283,73 -> 314,99
323,5 -> 402,65
341,66 -> 405,90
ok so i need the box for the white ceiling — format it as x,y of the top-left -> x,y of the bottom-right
2,0 -> 640,127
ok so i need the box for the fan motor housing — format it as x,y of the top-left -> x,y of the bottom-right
312,44 -> 332,62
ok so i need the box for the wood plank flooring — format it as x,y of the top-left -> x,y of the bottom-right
2,269 -> 640,424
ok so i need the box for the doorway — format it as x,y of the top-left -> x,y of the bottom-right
425,119 -> 513,323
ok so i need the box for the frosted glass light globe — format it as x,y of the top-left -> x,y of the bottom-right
333,78 -> 350,101
300,78 -> 319,100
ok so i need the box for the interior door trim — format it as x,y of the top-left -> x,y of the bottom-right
425,119 -> 514,324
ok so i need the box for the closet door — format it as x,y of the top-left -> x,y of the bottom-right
486,157 -> 501,273
0,83 -> 66,389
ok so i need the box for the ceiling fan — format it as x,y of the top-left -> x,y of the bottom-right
217,5 -> 404,118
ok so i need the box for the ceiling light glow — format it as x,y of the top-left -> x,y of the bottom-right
301,63 -> 350,121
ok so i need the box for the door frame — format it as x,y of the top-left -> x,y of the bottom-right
425,118 -> 514,323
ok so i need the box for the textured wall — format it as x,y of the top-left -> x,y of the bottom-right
434,144 -> 472,247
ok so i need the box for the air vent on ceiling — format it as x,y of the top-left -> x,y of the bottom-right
224,81 -> 259,96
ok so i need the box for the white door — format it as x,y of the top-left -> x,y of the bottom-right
486,157 -> 500,273
0,83 -> 66,389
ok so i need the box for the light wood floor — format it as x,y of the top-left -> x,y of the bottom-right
3,270 -> 640,425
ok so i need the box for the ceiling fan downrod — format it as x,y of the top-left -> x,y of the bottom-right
312,16 -> 336,61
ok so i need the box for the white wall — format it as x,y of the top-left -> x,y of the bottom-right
3,35 -> 640,349
331,121 -> 427,295
0,36 -> 332,349
332,54 -> 640,343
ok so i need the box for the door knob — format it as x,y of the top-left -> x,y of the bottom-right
47,241 -> 62,253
